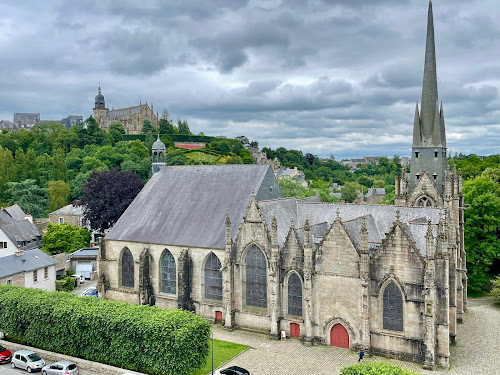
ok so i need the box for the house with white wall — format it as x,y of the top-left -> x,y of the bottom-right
0,248 -> 57,291
0,205 -> 42,258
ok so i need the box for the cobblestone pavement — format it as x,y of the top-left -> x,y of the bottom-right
211,302 -> 500,375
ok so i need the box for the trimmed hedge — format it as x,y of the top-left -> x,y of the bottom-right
55,276 -> 75,291
0,285 -> 210,375
340,362 -> 421,375
123,134 -> 220,143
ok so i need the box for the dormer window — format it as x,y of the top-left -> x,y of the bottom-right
434,150 -> 438,158
416,173 -> 420,180
433,173 -> 437,180
415,152 -> 419,158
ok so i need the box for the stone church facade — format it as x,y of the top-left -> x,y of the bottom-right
92,87 -> 159,135
98,1 -> 465,370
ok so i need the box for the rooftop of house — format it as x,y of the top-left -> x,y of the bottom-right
49,204 -> 85,216
0,248 -> 57,279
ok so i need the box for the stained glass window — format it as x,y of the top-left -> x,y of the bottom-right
288,273 -> 303,316
161,249 -> 176,295
121,248 -> 134,288
245,245 -> 267,308
383,281 -> 403,331
204,252 -> 222,300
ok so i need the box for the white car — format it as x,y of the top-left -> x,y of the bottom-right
11,350 -> 45,373
80,287 -> 98,297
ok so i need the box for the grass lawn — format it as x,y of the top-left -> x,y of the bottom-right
185,151 -> 218,164
190,339 -> 248,375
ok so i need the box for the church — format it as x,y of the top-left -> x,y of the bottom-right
98,1 -> 465,369
92,87 -> 159,134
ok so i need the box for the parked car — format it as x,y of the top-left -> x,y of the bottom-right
80,287 -> 98,297
11,350 -> 45,372
0,345 -> 12,364
42,360 -> 79,375
214,366 -> 250,375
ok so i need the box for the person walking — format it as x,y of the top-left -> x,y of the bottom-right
358,351 -> 364,362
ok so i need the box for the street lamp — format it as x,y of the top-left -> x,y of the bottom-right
211,331 -> 214,375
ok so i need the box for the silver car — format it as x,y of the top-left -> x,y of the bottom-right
42,360 -> 79,375
11,350 -> 45,372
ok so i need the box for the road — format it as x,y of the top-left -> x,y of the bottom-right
0,364 -> 99,375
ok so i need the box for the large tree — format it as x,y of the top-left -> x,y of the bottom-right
42,223 -> 90,255
141,119 -> 158,134
463,173 -> 500,292
48,180 -> 70,212
5,179 -> 47,218
78,168 -> 144,232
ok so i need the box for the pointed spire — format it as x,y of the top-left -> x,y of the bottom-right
420,0 -> 439,144
225,209 -> 231,226
413,101 -> 422,146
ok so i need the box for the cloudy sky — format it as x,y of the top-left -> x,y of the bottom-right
1,0 -> 499,158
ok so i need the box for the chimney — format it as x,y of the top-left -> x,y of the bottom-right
15,246 -> 24,256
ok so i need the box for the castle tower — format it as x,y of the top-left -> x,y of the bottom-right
93,86 -> 109,128
152,135 -> 166,174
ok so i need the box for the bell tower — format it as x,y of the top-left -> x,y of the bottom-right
93,86 -> 109,129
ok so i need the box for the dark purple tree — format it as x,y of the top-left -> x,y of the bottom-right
78,168 -> 144,232
305,153 -> 316,165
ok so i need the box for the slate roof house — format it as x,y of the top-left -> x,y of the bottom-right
49,204 -> 86,227
99,2 -> 465,370
0,205 -> 41,258
0,248 -> 57,291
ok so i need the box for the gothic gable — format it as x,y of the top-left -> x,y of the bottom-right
407,171 -> 443,207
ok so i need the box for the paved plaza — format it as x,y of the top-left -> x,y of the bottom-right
212,298 -> 500,375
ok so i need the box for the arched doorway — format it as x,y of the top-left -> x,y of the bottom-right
290,323 -> 300,338
330,323 -> 349,349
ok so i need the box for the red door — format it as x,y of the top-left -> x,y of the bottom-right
215,311 -> 223,323
330,323 -> 349,348
290,323 -> 300,338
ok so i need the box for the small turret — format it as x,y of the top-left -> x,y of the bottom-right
152,135 -> 166,174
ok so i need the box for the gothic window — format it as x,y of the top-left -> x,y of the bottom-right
416,196 -> 433,207
121,248 -> 134,288
383,281 -> 403,331
160,249 -> 176,295
204,252 -> 222,300
287,273 -> 303,316
245,244 -> 267,308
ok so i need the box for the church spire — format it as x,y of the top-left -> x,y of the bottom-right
414,0 -> 445,148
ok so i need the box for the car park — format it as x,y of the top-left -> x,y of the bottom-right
0,345 -> 12,364
80,287 -> 98,297
214,365 -> 250,375
11,350 -> 45,372
42,360 -> 79,375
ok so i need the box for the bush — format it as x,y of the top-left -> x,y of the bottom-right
340,362 -> 421,375
0,285 -> 210,375
492,275 -> 500,304
55,276 -> 76,291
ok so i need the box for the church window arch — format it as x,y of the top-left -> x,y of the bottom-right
121,248 -> 134,288
416,196 -> 433,207
287,272 -> 303,316
245,244 -> 267,308
204,252 -> 222,301
382,281 -> 403,331
160,249 -> 176,295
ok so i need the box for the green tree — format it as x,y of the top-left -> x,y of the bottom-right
5,179 -> 47,218
159,109 -> 176,134
82,116 -> 105,146
341,182 -> 364,203
0,146 -> 16,203
141,119 -> 157,134
492,275 -> 500,304
463,175 -> 500,292
109,121 -> 125,144
177,119 -> 191,135
48,180 -> 70,212
41,223 -> 90,255
52,148 -> 67,181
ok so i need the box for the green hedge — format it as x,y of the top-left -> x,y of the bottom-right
340,362 -> 421,375
55,276 -> 75,291
0,285 -> 210,375
123,134 -> 220,143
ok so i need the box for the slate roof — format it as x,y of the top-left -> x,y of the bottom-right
1,220 -> 41,249
258,199 -> 441,256
0,248 -> 57,279
107,105 -> 144,119
106,165 -> 283,249
70,248 -> 99,258
2,204 -> 26,221
49,204 -> 84,216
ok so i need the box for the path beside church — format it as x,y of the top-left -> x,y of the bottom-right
211,300 -> 500,375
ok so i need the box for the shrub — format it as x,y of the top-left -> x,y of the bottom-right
340,362 -> 421,375
0,285 -> 210,375
55,276 -> 76,291
492,275 -> 500,304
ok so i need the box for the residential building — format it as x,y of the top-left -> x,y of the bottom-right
48,204 -> 86,227
0,248 -> 57,291
13,112 -> 40,129
69,247 -> 99,280
61,115 -> 83,129
0,205 -> 41,258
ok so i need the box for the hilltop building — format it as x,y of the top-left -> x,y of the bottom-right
98,1 -> 464,369
92,87 -> 159,135
13,112 -> 40,129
